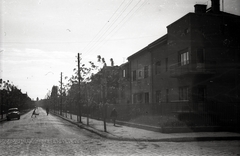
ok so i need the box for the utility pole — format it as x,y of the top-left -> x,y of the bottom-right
60,72 -> 63,116
103,67 -> 107,132
86,83 -> 89,126
0,91 -> 2,119
78,53 -> 82,123
222,0 -> 224,12
0,79 -> 2,119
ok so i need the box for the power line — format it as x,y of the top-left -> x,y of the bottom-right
83,0 -> 134,56
100,0 -> 146,45
81,0 -> 126,53
82,0 -> 132,55
86,0 -> 146,56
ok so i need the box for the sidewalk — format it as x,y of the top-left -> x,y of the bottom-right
54,112 -> 240,142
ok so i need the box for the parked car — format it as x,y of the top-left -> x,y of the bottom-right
6,108 -> 20,121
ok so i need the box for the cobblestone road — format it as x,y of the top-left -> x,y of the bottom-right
0,108 -> 239,155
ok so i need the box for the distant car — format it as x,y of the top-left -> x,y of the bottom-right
6,108 -> 20,121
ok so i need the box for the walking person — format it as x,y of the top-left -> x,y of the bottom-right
46,107 -> 49,116
110,108 -> 118,126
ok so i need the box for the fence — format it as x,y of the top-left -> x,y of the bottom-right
0,114 -> 6,120
55,101 -> 240,127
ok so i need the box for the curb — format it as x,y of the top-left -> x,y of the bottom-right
53,113 -> 240,142
53,113 -> 118,139
116,120 -> 162,132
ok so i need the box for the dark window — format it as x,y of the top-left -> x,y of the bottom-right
138,93 -> 143,103
198,86 -> 206,102
133,70 -> 136,81
184,28 -> 190,34
144,66 -> 149,78
166,89 -> 169,102
145,92 -> 149,104
138,70 -> 142,78
179,86 -> 189,100
121,85 -> 125,98
133,93 -> 137,104
197,48 -> 205,63
155,61 -> 161,75
156,90 -> 161,103
165,58 -> 168,71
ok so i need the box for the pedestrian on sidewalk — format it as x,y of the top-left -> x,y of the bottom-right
110,108 -> 118,126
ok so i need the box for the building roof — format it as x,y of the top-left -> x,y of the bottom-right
119,62 -> 129,67
128,2 -> 240,61
167,8 -> 240,29
127,46 -> 149,60
127,34 -> 167,60
148,34 -> 167,49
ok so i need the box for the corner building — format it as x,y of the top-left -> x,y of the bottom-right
126,0 -> 240,117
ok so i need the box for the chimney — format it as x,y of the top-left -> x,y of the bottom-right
211,0 -> 220,13
194,4 -> 207,13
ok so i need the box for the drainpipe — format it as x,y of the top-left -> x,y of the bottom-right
129,60 -> 132,104
150,50 -> 154,113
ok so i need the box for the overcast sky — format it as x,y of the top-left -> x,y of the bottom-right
0,0 -> 239,100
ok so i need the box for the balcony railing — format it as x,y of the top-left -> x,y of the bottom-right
170,62 -> 216,77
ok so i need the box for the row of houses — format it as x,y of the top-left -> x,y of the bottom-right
95,0 -> 240,115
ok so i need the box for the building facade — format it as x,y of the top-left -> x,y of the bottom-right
123,0 -> 240,115
168,2 -> 240,112
118,62 -> 131,104
128,47 -> 152,104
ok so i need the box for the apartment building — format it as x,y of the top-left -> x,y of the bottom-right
124,0 -> 240,114
168,1 -> 240,112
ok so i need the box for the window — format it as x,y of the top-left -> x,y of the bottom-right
133,93 -> 145,104
179,86 -> 189,100
165,58 -> 168,71
122,69 -> 126,78
138,93 -> 143,103
155,61 -> 161,75
144,66 -> 149,78
121,85 -> 125,98
166,89 -> 169,102
198,86 -> 206,102
133,93 -> 137,104
132,70 -> 136,81
197,48 -> 205,63
156,90 -> 161,103
138,70 -> 142,78
145,92 -> 149,104
180,51 -> 189,66
184,28 -> 190,34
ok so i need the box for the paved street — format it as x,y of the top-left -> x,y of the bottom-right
0,108 -> 240,156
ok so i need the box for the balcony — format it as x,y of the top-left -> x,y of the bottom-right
170,63 -> 216,77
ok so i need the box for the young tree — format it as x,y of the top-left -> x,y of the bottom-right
0,79 -> 33,117
50,86 -> 58,113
